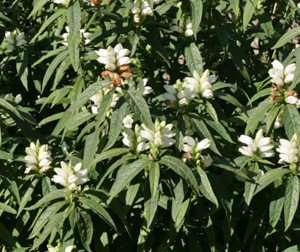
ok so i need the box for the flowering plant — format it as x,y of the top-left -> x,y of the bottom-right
2,0 -> 300,251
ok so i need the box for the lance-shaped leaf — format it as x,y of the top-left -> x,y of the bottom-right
272,26 -> 300,49
242,0 -> 260,31
79,197 -> 117,232
190,0 -> 203,39
124,88 -> 154,129
184,43 -> 203,74
283,104 -> 300,140
244,162 -> 259,207
109,159 -> 151,201
77,208 -> 93,252
160,156 -> 200,195
284,176 -> 300,231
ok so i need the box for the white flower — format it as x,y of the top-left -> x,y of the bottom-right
182,136 -> 211,163
268,60 -> 296,86
95,43 -> 130,71
24,140 -> 52,174
238,129 -> 274,158
125,0 -> 154,23
185,22 -> 193,37
140,119 -> 176,151
65,246 -> 74,252
53,0 -> 69,5
123,115 -> 134,128
137,78 -> 152,96
286,95 -> 298,104
52,161 -> 89,191
5,31 -> 26,50
276,134 -> 299,164
4,93 -> 22,104
274,110 -> 283,129
184,70 -> 216,99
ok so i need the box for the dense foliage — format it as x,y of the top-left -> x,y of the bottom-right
1,0 -> 300,251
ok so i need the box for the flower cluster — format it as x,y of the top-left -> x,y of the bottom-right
277,134 -> 299,164
182,136 -> 211,165
124,0 -> 155,23
121,116 -> 176,157
164,70 -> 216,107
24,141 -> 52,174
52,161 -> 89,192
5,31 -> 26,51
171,17 -> 193,37
61,26 -> 91,46
96,43 -> 130,72
268,60 -> 299,105
238,129 -> 274,159
164,79 -> 196,107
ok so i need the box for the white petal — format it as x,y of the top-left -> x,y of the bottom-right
272,60 -> 284,71
196,139 -> 211,151
284,74 -> 294,83
238,135 -> 253,145
164,85 -> 176,94
285,63 -> 296,74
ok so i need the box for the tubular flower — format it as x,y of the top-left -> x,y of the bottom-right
136,78 -> 153,96
164,79 -> 197,107
4,93 -> 22,104
24,140 -> 52,174
95,43 -> 130,72
238,129 -> 274,159
89,88 -> 120,114
52,161 -> 89,192
184,70 -> 216,99
139,119 -> 176,158
61,26 -> 91,46
5,31 -> 26,50
268,60 -> 296,86
122,123 -> 149,153
182,136 -> 211,164
276,134 -> 299,164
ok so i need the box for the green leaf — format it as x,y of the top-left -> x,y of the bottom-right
67,0 -> 81,71
190,0 -> 203,39
290,49 -> 300,90
155,0 -> 176,15
69,80 -> 110,111
0,222 -> 16,247
144,190 -> 159,229
83,128 -> 101,178
256,168 -> 291,195
124,88 -> 154,129
243,0 -> 260,31
284,176 -> 300,231
214,91 -> 244,110
30,9 -> 67,43
245,101 -> 272,134
52,58 -> 72,90
104,102 -> 127,151
212,9 -> 229,49
95,90 -> 114,129
26,189 -> 66,210
16,51 -> 28,90
31,209 -> 67,250
88,148 -> 130,172
32,47 -> 66,68
244,162 -> 259,207
197,167 -> 218,207
272,26 -> 300,49
0,98 -> 21,118
149,162 -> 160,198
79,197 -> 117,232
51,111 -> 73,136
0,150 -> 13,160
29,201 -> 68,239
269,185 -> 285,228
0,202 -> 17,215
282,245 -> 300,252
109,159 -> 150,201
283,104 -> 300,139
184,43 -> 203,74
213,158 -> 249,179
28,0 -> 48,18
77,208 -> 93,252
265,105 -> 282,134
228,0 -> 240,17
160,156 -> 199,195
42,50 -> 69,93
248,88 -> 270,105
17,178 -> 40,217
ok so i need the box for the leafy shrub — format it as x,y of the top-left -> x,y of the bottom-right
1,0 -> 300,251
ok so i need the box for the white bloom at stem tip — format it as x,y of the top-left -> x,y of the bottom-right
52,161 -> 89,192
182,136 -> 211,163
238,129 -> 274,158
276,134 -> 299,164
137,78 -> 153,96
95,43 -> 130,71
268,60 -> 296,86
24,140 -> 52,174
123,114 -> 134,128
53,0 -> 69,5
5,31 -> 27,50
